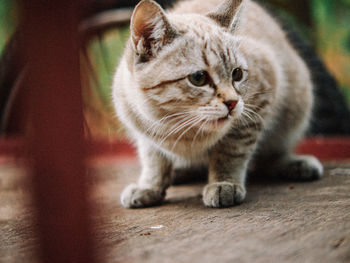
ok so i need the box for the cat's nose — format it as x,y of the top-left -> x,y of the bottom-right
224,100 -> 238,113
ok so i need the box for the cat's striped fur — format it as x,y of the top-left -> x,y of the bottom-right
112,0 -> 323,208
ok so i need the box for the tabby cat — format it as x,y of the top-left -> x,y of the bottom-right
112,0 -> 323,208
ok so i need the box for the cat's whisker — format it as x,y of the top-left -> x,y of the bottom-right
191,126 -> 203,148
241,106 -> 264,131
239,111 -> 253,128
197,109 -> 226,120
238,116 -> 247,128
167,114 -> 200,134
241,111 -> 255,124
242,110 -> 260,125
146,113 -> 182,135
159,117 -> 197,147
171,116 -> 205,151
159,116 -> 194,139
244,106 -> 264,123
158,115 -> 199,146
191,118 -> 210,147
147,112 -> 192,138
198,106 -> 219,110
146,109 -> 200,138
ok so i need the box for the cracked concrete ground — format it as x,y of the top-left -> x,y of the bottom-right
1,158 -> 350,263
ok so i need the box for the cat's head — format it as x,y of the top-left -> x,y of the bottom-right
128,0 -> 248,135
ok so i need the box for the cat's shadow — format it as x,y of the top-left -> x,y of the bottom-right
164,194 -> 203,207
172,166 -> 301,186
166,168 -> 312,207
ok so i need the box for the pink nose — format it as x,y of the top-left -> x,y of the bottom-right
224,100 -> 238,113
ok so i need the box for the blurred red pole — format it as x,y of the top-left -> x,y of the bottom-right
19,1 -> 95,263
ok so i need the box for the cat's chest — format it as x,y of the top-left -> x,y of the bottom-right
149,135 -> 216,162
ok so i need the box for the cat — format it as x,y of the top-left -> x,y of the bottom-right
112,0 -> 324,208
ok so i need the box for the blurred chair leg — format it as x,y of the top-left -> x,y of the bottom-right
19,1 -> 96,262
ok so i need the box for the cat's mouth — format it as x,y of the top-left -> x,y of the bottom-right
206,115 -> 230,126
218,116 -> 229,122
197,113 -> 237,131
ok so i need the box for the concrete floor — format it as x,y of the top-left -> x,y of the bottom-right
1,158 -> 350,262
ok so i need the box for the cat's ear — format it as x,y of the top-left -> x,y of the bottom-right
130,0 -> 178,61
207,0 -> 244,32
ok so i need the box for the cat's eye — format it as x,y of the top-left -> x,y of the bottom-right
232,68 -> 243,82
188,71 -> 209,87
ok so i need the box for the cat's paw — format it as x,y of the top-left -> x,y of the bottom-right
203,182 -> 246,208
120,183 -> 165,208
282,155 -> 323,181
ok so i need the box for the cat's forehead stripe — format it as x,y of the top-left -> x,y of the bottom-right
142,76 -> 186,91
203,38 -> 234,80
202,50 -> 209,67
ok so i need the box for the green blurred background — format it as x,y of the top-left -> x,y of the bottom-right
1,0 -> 349,137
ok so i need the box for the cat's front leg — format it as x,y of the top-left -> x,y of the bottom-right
203,133 -> 258,208
121,143 -> 172,208
203,157 -> 248,208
